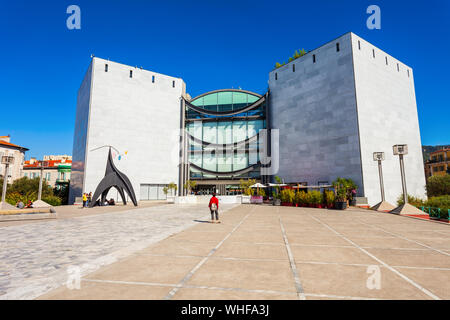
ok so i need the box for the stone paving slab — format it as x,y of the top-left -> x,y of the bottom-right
10,204 -> 450,300
0,203 -> 238,299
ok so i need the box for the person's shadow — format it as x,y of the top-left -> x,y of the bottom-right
193,219 -> 211,223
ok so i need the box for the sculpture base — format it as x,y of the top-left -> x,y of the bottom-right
389,203 -> 427,215
32,200 -> 52,208
0,201 -> 16,210
371,201 -> 396,212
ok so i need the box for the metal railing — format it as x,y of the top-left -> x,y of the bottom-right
419,206 -> 450,221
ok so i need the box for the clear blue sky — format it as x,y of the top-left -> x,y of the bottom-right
1,0 -> 449,159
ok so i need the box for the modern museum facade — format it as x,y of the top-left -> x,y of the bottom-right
69,32 -> 426,206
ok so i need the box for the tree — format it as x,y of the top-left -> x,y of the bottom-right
426,175 -> 450,197
239,179 -> 256,196
184,180 -> 197,194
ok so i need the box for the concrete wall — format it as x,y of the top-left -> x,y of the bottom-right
70,57 -> 184,204
351,33 -> 426,205
268,33 -> 364,194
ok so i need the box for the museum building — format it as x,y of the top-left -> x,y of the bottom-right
69,32 -> 426,206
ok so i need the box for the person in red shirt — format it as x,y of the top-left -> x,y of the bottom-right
208,193 -> 220,223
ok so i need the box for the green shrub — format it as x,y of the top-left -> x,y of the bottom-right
42,195 -> 62,206
324,190 -> 335,205
425,195 -> 450,211
310,190 -> 323,205
280,189 -> 295,203
5,191 -> 37,206
240,179 -> 256,196
426,175 -> 450,197
295,191 -> 307,205
397,194 -> 426,207
257,188 -> 266,197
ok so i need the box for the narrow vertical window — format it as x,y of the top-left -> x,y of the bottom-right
397,63 -> 400,72
152,75 -> 155,83
129,70 -> 133,78
358,40 -> 361,50
275,72 -> 278,80
372,49 -> 375,58
336,43 -> 340,52
407,69 -> 410,77
105,64 -> 108,72
313,54 -> 316,63
292,64 -> 295,72
172,80 -> 175,88
385,57 -> 388,65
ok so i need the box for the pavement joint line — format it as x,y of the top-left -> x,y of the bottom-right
279,216 -> 306,300
296,260 -> 450,271
163,208 -> 255,300
304,293 -> 380,300
82,278 -> 300,297
137,253 -> 288,263
308,214 -> 441,300
355,219 -> 450,258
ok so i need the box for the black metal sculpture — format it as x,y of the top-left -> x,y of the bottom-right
89,147 -> 138,207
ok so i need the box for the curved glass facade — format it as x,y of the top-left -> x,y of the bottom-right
185,90 -> 266,182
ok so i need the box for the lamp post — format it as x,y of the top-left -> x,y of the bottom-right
393,144 -> 408,204
373,152 -> 386,201
1,155 -> 15,209
371,152 -> 395,211
389,144 -> 424,215
37,160 -> 49,200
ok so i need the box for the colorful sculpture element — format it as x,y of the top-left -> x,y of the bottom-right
89,147 -> 138,207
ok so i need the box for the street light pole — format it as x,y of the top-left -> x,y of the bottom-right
399,154 -> 408,204
389,144 -> 424,215
371,152 -> 395,212
1,163 -> 9,203
1,155 -> 15,209
37,160 -> 48,201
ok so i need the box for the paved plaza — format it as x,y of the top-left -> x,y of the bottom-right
0,203 -> 238,299
28,204 -> 450,300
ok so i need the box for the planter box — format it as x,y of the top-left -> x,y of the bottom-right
281,202 -> 294,206
335,201 -> 347,210
273,199 -> 281,206
251,196 -> 263,204
241,196 -> 251,204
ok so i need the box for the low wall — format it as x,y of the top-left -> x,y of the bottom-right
172,195 -> 244,205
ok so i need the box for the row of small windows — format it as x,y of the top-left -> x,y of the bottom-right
104,64 -> 176,87
358,40 -> 410,77
275,40 -> 410,80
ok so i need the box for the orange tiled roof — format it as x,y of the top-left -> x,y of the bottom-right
430,148 -> 450,155
23,159 -> 71,168
0,139 -> 29,151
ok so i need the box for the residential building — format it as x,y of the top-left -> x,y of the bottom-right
0,135 -> 29,183
23,156 -> 72,189
425,148 -> 450,178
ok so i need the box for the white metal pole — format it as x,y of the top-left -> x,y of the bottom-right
1,164 -> 9,203
38,164 -> 44,200
399,155 -> 408,204
378,160 -> 385,202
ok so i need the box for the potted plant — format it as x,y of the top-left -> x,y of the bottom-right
295,191 -> 305,207
309,190 -> 323,208
281,189 -> 295,206
273,194 -> 281,206
325,190 -> 335,209
333,178 -> 349,210
303,192 -> 311,207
